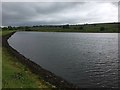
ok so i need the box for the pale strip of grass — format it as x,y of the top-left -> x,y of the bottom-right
0,47 -> 2,89
0,30 -> 1,36
0,30 -> 15,36
2,30 -> 16,36
0,30 -> 2,89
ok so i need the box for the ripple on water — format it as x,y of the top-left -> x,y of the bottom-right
8,32 -> 118,88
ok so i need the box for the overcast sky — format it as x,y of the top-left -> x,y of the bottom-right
2,2 -> 118,26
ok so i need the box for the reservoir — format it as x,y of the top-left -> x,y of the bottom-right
8,32 -> 118,88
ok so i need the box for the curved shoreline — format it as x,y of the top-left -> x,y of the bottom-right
2,31 -> 78,88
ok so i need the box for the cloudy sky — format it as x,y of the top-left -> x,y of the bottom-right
2,2 -> 118,26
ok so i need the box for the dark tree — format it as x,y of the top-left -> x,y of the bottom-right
63,24 -> 70,29
2,27 -> 8,30
79,27 -> 83,30
93,24 -> 96,26
100,27 -> 105,31
24,26 -> 31,31
8,26 -> 13,30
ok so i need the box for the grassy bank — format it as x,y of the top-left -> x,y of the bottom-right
0,47 -> 2,89
1,30 -> 16,36
1,30 -> 54,88
0,30 -> 2,89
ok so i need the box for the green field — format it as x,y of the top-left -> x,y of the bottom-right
33,23 -> 119,33
2,22 -> 119,33
1,30 -> 54,88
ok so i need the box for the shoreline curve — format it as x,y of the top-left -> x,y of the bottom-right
2,31 -> 78,88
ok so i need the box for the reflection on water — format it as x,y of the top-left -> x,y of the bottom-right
8,32 -> 118,88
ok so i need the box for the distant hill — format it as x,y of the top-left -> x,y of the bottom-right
1,22 -> 120,33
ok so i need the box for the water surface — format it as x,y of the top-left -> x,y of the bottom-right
8,32 -> 118,88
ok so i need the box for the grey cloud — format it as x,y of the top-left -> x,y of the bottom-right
2,2 -> 118,26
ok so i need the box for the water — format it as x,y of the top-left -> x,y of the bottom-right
8,32 -> 118,88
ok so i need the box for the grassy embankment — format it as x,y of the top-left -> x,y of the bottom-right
0,36 -> 1,89
1,30 -> 54,88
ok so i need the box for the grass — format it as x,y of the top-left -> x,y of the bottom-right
2,47 -> 53,88
0,47 -> 2,89
2,30 -> 54,88
0,31 -> 1,36
0,30 -> 2,89
18,22 -> 119,33
1,30 -> 16,36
